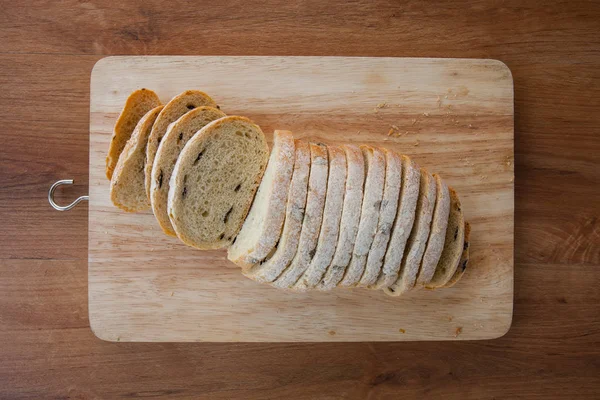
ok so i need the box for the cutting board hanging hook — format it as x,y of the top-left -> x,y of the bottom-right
48,179 -> 89,211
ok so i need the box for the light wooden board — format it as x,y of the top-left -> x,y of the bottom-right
89,56 -> 514,342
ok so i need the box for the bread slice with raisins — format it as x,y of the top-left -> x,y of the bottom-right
150,106 -> 226,236
106,88 -> 161,180
110,105 -> 163,212
294,145 -> 347,290
243,140 -> 310,283
145,90 -> 217,199
371,155 -> 421,290
167,116 -> 269,250
442,221 -> 471,288
318,144 -> 365,291
339,145 -> 386,287
271,143 -> 328,289
426,188 -> 466,289
228,130 -> 295,268
384,168 -> 437,296
415,174 -> 451,286
358,148 -> 402,287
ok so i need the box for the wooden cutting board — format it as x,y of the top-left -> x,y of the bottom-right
89,56 -> 514,342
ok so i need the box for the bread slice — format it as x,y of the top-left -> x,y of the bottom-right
415,174 -> 451,286
358,148 -> 402,287
106,88 -> 161,180
167,116 -> 268,250
294,145 -> 347,290
371,155 -> 420,289
149,106 -> 226,236
145,90 -> 217,199
384,169 -> 436,296
110,105 -> 163,212
228,131 -> 295,268
272,143 -> 328,289
339,146 -> 385,287
442,221 -> 471,288
243,140 -> 310,283
426,188 -> 466,289
317,144 -> 365,291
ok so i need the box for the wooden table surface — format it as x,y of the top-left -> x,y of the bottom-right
0,1 -> 598,398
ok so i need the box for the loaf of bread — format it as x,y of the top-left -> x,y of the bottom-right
107,91 -> 475,297
150,106 -> 226,236
110,105 -> 163,212
106,88 -> 161,180
168,116 -> 269,250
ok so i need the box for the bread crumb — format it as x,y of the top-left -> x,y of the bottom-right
387,128 -> 395,136
414,140 -> 420,146
411,118 -> 417,125
468,124 -> 474,129
448,316 -> 453,322
104,231 -> 108,235
328,330 -> 336,336
376,102 -> 388,109
454,327 -> 463,337
170,291 -> 174,297
357,130 -> 361,135
423,112 -> 430,117
399,328 -> 406,334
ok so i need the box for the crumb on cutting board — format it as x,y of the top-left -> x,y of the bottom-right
454,327 -> 463,337
399,328 -> 406,334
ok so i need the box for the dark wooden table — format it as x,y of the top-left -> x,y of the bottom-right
1,1 -> 599,398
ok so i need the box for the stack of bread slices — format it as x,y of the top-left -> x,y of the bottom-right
108,89 -> 471,296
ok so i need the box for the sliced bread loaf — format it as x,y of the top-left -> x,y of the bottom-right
150,106 -> 226,236
442,221 -> 471,288
294,145 -> 347,290
167,116 -> 268,250
371,155 -> 421,289
272,143 -> 328,289
426,188 -> 466,289
228,131 -> 296,268
243,140 -> 310,283
110,105 -> 163,212
415,174 -> 451,286
106,88 -> 161,180
339,146 -> 386,287
359,148 -> 402,287
317,144 -> 365,291
384,168 -> 437,296
145,90 -> 217,199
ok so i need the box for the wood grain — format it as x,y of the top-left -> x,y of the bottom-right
0,0 -> 599,397
89,56 -> 513,342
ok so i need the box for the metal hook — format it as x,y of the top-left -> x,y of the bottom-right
48,179 -> 89,211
